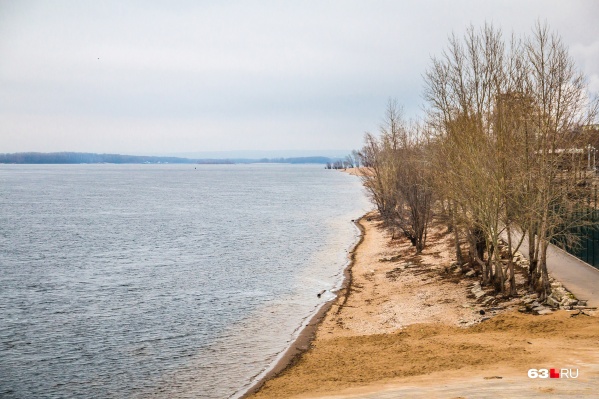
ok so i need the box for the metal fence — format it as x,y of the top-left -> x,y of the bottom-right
553,186 -> 599,269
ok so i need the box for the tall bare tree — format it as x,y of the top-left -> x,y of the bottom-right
424,22 -> 598,297
360,100 -> 433,253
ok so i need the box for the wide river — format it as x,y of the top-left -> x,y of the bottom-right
0,164 -> 368,398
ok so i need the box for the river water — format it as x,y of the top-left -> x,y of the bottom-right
0,164 -> 368,398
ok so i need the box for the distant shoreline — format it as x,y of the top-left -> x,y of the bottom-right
0,152 -> 344,165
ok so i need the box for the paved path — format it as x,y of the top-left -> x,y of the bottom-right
501,230 -> 599,307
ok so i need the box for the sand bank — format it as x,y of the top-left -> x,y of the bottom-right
248,214 -> 599,398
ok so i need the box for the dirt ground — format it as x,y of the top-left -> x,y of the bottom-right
248,214 -> 599,398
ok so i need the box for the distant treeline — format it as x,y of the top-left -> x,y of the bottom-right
0,152 -> 342,165
0,152 -> 230,164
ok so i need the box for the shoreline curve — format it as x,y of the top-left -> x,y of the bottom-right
236,215 -> 367,398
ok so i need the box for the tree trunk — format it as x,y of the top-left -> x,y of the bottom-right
539,240 -> 552,301
450,202 -> 463,265
506,225 -> 517,296
528,229 -> 539,290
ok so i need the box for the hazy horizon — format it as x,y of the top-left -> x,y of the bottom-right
0,149 -> 353,160
141,149 -> 353,159
1,1 -> 598,154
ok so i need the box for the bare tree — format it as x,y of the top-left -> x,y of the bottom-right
424,22 -> 598,297
516,22 -> 599,299
360,100 -> 433,253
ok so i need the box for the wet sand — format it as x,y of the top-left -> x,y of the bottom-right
239,218 -> 365,398
247,214 -> 599,398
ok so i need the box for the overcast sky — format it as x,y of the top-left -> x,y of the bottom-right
1,1 -> 598,156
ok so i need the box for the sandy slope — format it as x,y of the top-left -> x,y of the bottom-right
248,214 -> 599,398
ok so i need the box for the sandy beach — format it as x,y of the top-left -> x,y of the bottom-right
246,213 -> 599,398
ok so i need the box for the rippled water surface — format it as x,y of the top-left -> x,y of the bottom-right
0,164 -> 368,398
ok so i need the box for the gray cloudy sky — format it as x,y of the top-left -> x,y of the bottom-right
1,1 -> 598,156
